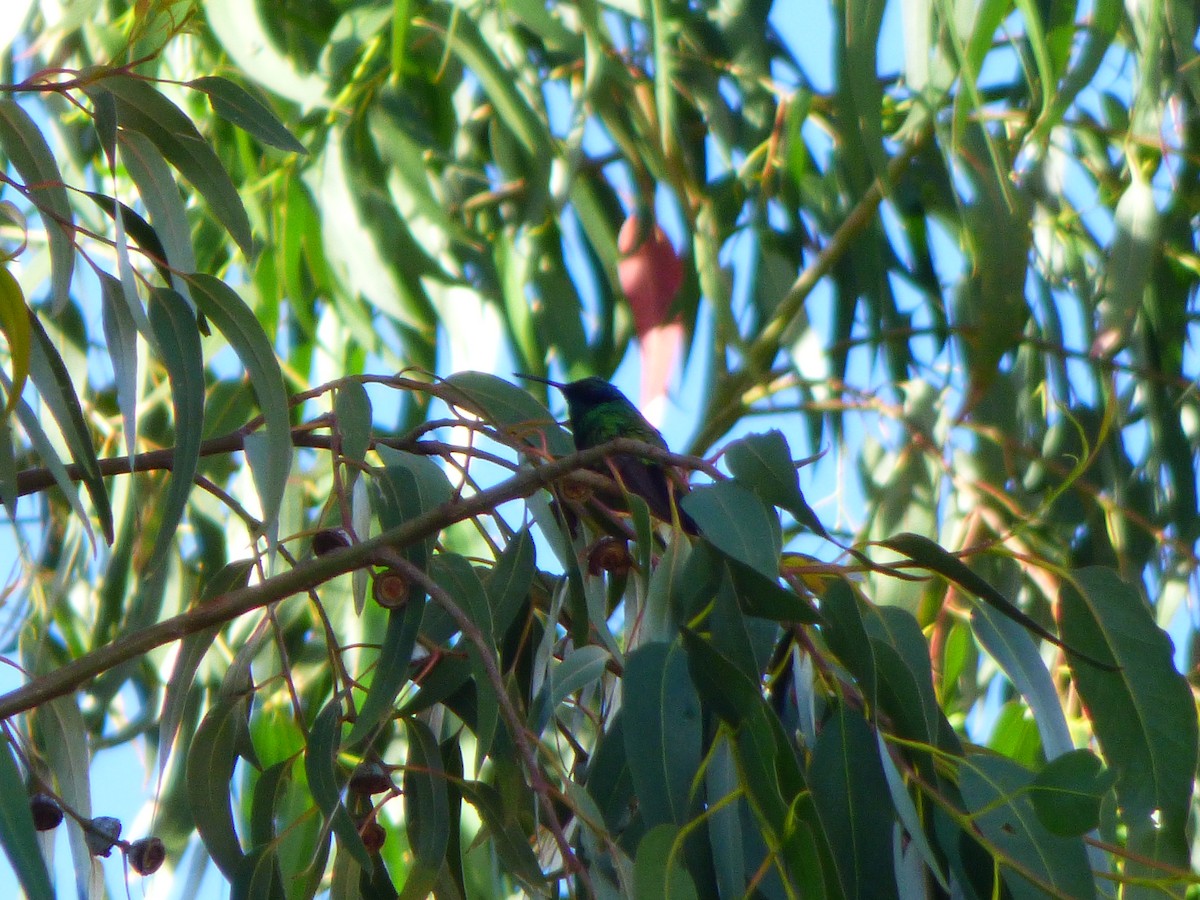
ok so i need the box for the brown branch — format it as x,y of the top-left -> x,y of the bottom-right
0,437 -> 692,722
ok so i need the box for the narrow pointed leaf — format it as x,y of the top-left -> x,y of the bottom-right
92,74 -> 253,255
27,311 -> 113,543
1059,567 -> 1196,873
881,533 -> 1116,670
0,734 -> 53,899
0,266 -> 29,419
146,287 -> 204,574
305,700 -> 372,870
623,642 -> 702,827
0,99 -> 74,310
188,697 -> 249,878
400,719 -> 449,900
188,275 -> 291,536
190,76 -> 307,154
681,482 -> 781,579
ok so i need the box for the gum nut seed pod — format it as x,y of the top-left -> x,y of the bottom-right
373,569 -> 409,608
313,528 -> 352,556
128,837 -> 166,875
30,794 -> 63,831
85,816 -> 122,857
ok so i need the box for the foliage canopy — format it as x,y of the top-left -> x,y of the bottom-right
0,0 -> 1197,897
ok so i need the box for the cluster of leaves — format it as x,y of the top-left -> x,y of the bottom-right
0,0 -> 1198,897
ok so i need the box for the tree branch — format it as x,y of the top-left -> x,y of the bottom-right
0,438 -> 695,721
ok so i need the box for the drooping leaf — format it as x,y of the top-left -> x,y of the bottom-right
86,73 -> 252,254
623,642 -> 702,827
27,310 -> 113,543
0,98 -> 74,311
0,265 -> 30,419
346,596 -> 424,747
725,430 -> 827,536
1059,567 -> 1196,874
188,275 -> 292,541
399,719 -> 449,900
305,700 -> 372,870
1028,749 -> 1114,837
443,371 -> 573,455
190,76 -> 307,154
881,533 -> 1116,671
958,754 -> 1096,899
634,824 -> 699,900
809,704 -> 898,900
188,697 -> 250,878
681,481 -> 781,579
145,287 -> 205,574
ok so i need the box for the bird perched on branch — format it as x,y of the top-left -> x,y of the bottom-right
518,374 -> 699,535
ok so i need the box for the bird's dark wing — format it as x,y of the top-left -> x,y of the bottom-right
611,454 -> 699,535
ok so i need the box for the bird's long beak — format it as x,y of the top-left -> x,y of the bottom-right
515,373 -> 568,390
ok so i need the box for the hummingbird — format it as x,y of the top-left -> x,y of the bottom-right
518,374 -> 699,535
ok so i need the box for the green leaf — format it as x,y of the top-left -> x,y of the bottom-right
958,754 -> 1095,899
231,845 -> 286,900
249,760 -> 293,848
190,76 -> 307,154
399,719 -> 449,900
372,445 -> 455,588
484,526 -> 535,638
623,642 -> 702,827
430,553 -> 500,766
634,824 -> 699,900
880,533 -> 1116,671
1100,173 -> 1159,347
91,74 -> 254,256
549,645 -> 611,711
820,580 -> 878,710
0,734 -> 53,899
346,597 -> 424,747
334,380 -> 373,465
189,275 -> 292,538
1029,749 -> 1114,837
727,555 -> 819,623
0,369 -> 95,544
0,420 -> 14,519
146,287 -> 205,574
971,605 -> 1073,759
725,430 -> 827,536
810,704 -> 898,899
443,371 -> 573,455
27,311 -> 114,543
1059,567 -> 1196,872
32,695 -> 94,898
681,482 -> 781,579
0,265 -> 29,419
118,128 -> 197,289
681,627 -> 762,727
157,558 -> 253,776
459,781 -> 544,886
188,697 -> 249,878
305,700 -> 372,870
98,272 -> 139,465
0,99 -> 74,311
